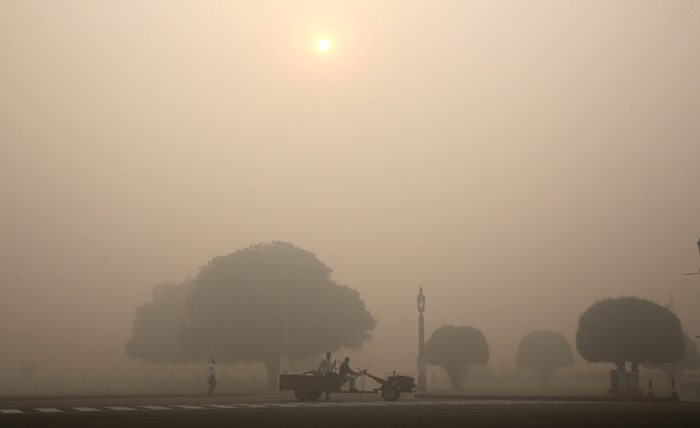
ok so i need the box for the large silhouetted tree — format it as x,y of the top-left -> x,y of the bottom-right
424,325 -> 489,391
179,241 -> 376,390
515,331 -> 574,387
645,333 -> 700,384
126,280 -> 197,363
576,297 -> 684,373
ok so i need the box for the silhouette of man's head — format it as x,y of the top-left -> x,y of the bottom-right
211,358 -> 215,364
326,352 -> 331,359
344,357 -> 350,362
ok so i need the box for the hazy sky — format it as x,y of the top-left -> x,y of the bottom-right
1,0 -> 699,380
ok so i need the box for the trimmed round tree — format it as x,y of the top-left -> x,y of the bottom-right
424,325 -> 489,391
515,331 -> 574,387
576,297 -> 684,373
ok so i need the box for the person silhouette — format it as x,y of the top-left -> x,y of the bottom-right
339,356 -> 358,392
318,352 -> 333,400
207,358 -> 217,396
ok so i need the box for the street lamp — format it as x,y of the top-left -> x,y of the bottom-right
417,287 -> 425,314
417,287 -> 427,393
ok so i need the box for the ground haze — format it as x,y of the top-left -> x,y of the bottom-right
1,0 -> 699,399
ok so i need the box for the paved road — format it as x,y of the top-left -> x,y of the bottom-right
2,394 -> 699,427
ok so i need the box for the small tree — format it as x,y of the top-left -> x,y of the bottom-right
645,333 -> 700,384
576,297 -> 684,374
424,325 -> 489,391
515,331 -> 574,387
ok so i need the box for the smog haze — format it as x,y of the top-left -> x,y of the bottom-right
1,0 -> 699,387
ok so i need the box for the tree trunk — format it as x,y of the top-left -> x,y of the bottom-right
446,366 -> 466,392
263,359 -> 279,391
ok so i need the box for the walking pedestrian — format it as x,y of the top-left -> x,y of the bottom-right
207,358 -> 217,396
318,352 -> 333,400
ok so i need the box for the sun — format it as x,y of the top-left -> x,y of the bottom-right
317,39 -> 330,52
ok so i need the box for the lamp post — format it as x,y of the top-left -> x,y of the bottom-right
417,287 -> 427,393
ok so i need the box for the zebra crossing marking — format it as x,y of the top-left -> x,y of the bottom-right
345,401 -> 386,406
317,402 -> 362,407
292,402 -> 336,407
262,403 -> 301,408
0,399 -> 482,416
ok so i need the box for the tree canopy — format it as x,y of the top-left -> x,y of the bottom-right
179,241 -> 376,389
515,330 -> 574,386
645,333 -> 700,382
125,280 -> 196,363
424,325 -> 489,391
576,297 -> 684,372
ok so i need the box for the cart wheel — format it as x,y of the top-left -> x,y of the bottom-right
380,384 -> 401,401
294,387 -> 311,401
294,386 -> 322,401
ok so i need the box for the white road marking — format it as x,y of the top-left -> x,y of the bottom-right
262,403 -> 301,408
345,401 -> 387,406
383,401 -> 417,406
446,400 -> 481,405
292,402 -> 336,407
318,402 -> 364,407
1,399 -> 570,416
441,400 -> 515,406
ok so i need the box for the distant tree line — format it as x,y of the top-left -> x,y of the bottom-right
127,241 -> 697,394
423,296 -> 693,392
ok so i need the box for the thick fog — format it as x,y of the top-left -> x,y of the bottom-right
1,0 -> 699,386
